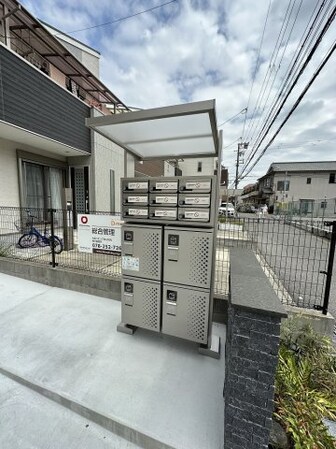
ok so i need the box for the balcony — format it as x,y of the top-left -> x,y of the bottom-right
0,44 -> 91,154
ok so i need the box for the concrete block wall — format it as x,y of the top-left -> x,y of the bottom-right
224,306 -> 281,449
225,248 -> 287,449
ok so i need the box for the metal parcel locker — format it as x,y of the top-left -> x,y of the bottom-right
118,175 -> 219,357
86,99 -> 222,357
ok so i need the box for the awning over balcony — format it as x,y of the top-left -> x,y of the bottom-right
86,100 -> 220,160
2,0 -> 127,109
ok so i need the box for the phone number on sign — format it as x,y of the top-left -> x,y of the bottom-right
92,243 -> 121,251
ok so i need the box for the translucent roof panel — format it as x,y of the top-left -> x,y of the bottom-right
86,100 -> 219,160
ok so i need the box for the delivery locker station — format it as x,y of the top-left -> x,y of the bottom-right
86,99 -> 222,358
118,175 -> 220,357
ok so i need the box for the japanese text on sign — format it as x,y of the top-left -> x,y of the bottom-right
78,214 -> 123,254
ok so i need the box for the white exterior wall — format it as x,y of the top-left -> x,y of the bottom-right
164,161 -> 175,176
273,172 -> 336,202
93,132 -> 125,212
125,152 -> 135,178
0,139 -> 20,207
178,157 -> 215,176
44,25 -> 100,78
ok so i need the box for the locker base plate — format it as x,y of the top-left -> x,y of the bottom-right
117,322 -> 137,335
199,334 -> 220,359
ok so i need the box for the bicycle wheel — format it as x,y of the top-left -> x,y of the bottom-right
50,236 -> 63,254
18,233 -> 38,248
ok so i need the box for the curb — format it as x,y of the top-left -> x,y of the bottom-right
0,365 -> 175,449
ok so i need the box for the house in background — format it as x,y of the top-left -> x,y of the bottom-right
258,161 -> 336,215
0,0 -> 134,216
134,160 -> 175,178
240,183 -> 259,206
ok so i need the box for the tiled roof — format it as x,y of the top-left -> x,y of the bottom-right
265,161 -> 336,175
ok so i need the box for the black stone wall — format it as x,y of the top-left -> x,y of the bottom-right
224,248 -> 286,449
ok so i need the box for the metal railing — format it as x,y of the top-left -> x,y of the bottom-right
217,216 -> 335,314
0,207 -> 335,315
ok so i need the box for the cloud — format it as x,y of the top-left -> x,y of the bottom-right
20,0 -> 336,186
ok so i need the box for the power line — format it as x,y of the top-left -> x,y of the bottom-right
245,0 -> 333,161
246,0 -> 303,145
218,108 -> 247,128
244,0 -> 295,141
57,0 -> 178,35
240,38 -> 336,180
241,0 -> 272,139
243,0 -> 331,160
242,3 -> 336,176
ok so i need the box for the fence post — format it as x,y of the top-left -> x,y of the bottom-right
322,220 -> 336,315
48,208 -> 58,268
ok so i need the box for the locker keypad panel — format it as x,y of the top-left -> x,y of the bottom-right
162,283 -> 209,344
122,278 -> 161,332
164,228 -> 213,289
122,225 -> 162,281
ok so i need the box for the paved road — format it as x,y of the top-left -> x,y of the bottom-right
233,216 -> 336,318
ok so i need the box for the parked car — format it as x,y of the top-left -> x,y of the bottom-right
236,204 -> 256,213
219,202 -> 235,217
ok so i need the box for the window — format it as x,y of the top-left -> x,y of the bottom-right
300,199 -> 314,215
23,162 -> 65,210
307,177 -> 311,184
329,173 -> 335,184
277,180 -> 290,191
197,161 -> 202,173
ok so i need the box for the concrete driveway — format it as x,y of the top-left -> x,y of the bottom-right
0,273 -> 225,449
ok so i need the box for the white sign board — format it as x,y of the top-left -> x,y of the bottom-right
78,214 -> 123,255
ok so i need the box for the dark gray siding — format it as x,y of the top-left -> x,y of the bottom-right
0,45 -> 91,153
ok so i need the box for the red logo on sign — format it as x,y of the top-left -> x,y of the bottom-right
81,216 -> 88,224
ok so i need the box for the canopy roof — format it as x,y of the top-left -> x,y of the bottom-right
86,100 -> 219,160
3,0 -> 127,108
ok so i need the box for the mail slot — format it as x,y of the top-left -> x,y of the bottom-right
122,179 -> 148,192
178,208 -> 210,222
123,193 -> 148,205
179,177 -> 212,193
149,207 -> 177,220
178,193 -> 211,208
122,206 -> 149,219
149,194 -> 178,206
149,178 -> 178,192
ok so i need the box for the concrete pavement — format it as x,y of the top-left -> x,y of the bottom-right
0,272 -> 225,449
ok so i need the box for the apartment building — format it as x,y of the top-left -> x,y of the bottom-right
258,161 -> 336,214
0,0 -> 133,215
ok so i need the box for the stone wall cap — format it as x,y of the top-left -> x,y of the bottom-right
230,248 -> 288,318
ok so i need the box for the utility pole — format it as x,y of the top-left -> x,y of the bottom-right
234,141 -> 248,208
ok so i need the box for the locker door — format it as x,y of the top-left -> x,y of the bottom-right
121,224 -> 163,281
163,227 -> 213,289
162,283 -> 209,344
122,278 -> 161,332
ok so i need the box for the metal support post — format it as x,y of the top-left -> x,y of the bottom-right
322,220 -> 336,315
48,208 -> 58,268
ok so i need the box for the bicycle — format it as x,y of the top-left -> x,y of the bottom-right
15,210 -> 63,254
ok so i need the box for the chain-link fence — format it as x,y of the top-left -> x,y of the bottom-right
273,196 -> 336,219
0,207 -> 334,314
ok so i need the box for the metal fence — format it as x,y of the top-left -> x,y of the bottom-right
274,196 -> 336,219
217,216 -> 335,314
0,207 -> 122,277
0,207 -> 335,315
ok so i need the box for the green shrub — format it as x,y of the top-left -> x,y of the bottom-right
274,318 -> 336,448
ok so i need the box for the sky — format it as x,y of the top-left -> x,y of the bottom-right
21,0 -> 336,187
